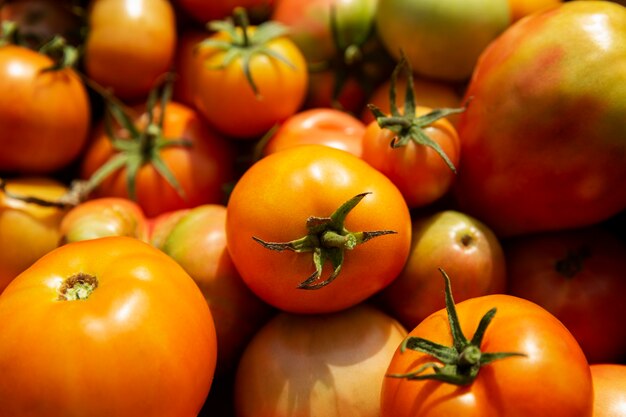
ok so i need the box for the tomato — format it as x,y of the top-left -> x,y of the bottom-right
362,75 -> 462,126
172,29 -> 208,108
0,44 -> 90,174
377,210 -> 506,330
590,364 -> 626,417
83,0 -> 176,102
59,197 -> 149,244
505,226 -> 626,363
454,1 -> 626,236
0,236 -> 217,416
155,204 -> 275,374
192,12 -> 308,139
234,303 -> 407,417
375,0 -> 511,81
508,0 -> 562,22
226,145 -> 412,313
303,68 -> 369,115
0,177 -> 68,294
80,100 -> 236,218
175,0 -> 274,25
381,271 -> 593,417
261,107 -> 366,158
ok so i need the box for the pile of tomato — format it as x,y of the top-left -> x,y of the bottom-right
1,0 -> 626,416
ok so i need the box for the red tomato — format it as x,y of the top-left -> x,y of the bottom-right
83,0 -> 177,102
382,274 -> 593,416
454,1 -> 626,236
590,364 -> 626,417
262,107 -> 366,157
59,197 -> 149,244
0,236 -> 217,417
234,303 -> 407,417
154,204 -> 275,374
226,145 -> 412,313
0,177 -> 68,293
0,44 -> 90,174
80,101 -> 236,218
505,227 -> 626,363
192,15 -> 308,139
175,0 -> 274,24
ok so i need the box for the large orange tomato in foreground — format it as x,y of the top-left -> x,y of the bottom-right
590,364 -> 626,417
0,236 -> 217,417
226,145 -> 411,313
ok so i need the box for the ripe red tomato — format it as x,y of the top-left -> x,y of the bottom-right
80,101 -> 236,218
505,226 -> 626,363
226,145 -> 412,313
590,364 -> 626,417
0,44 -> 90,174
454,1 -> 626,236
234,303 -> 407,417
192,15 -> 308,139
0,236 -> 217,417
0,177 -> 68,293
175,0 -> 274,24
154,204 -> 275,374
83,0 -> 177,102
382,273 -> 593,417
261,107 -> 366,158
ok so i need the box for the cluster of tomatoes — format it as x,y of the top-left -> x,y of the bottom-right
1,0 -> 626,416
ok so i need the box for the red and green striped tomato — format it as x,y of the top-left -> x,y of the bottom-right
454,1 -> 626,236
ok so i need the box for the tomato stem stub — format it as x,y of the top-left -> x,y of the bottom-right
387,269 -> 526,385
253,192 -> 396,290
57,273 -> 98,301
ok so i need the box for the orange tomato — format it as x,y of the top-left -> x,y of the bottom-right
508,0 -> 562,22
590,364 -> 626,417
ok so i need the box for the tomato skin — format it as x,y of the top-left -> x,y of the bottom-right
0,45 -> 90,174
172,29 -> 208,108
262,108 -> 366,158
0,177 -> 68,294
382,294 -> 593,417
590,364 -> 626,417
84,0 -> 176,102
156,204 -> 275,374
454,1 -> 626,236
226,145 -> 412,314
80,101 -> 236,218
0,236 -> 217,417
505,227 -> 626,363
175,0 -> 274,24
361,106 -> 461,208
234,303 -> 407,417
508,0 -> 562,22
192,27 -> 308,139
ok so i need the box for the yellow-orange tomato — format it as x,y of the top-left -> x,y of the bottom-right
0,236 -> 217,417
192,25 -> 308,139
0,177 -> 68,293
508,0 -> 562,22
590,364 -> 626,417
83,0 -> 177,102
0,45 -> 91,174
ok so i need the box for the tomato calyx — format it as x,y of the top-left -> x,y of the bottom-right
83,76 -> 191,201
367,56 -> 464,173
198,7 -> 294,97
387,268 -> 526,385
555,245 -> 591,278
253,192 -> 396,290
57,272 -> 98,301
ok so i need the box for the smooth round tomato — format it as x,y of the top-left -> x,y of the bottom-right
0,236 -> 217,417
377,210 -> 506,330
0,177 -> 68,294
226,145 -> 412,314
382,291 -> 593,416
83,0 -> 176,102
261,107 -> 366,158
59,197 -> 149,244
590,364 -> 626,417
234,303 -> 407,417
192,19 -> 308,139
454,1 -> 626,236
155,204 -> 275,375
375,0 -> 511,81
80,101 -> 236,218
361,105 -> 461,208
505,226 -> 626,363
0,44 -> 90,174
508,0 -> 562,22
